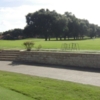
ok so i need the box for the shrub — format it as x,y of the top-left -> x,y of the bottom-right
23,41 -> 34,51
37,45 -> 42,51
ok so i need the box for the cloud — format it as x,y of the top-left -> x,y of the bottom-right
0,4 -> 51,32
0,0 -> 100,32
0,6 -> 27,32
0,0 -> 51,7
0,20 -> 12,32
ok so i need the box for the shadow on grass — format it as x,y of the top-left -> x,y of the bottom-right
49,38 -> 92,41
9,61 -> 100,73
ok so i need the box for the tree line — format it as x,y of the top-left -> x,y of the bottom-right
1,8 -> 100,40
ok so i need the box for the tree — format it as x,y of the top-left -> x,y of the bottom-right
25,9 -> 58,41
24,9 -> 100,40
64,12 -> 79,39
88,24 -> 97,38
53,15 -> 68,40
2,29 -> 23,40
78,19 -> 89,39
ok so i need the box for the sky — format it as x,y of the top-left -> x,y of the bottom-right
0,0 -> 100,32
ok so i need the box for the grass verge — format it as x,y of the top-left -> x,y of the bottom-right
0,71 -> 100,100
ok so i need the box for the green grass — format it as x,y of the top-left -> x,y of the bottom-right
0,86 -> 33,100
0,38 -> 100,50
0,71 -> 100,100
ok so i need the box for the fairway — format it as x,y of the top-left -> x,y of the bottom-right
0,38 -> 100,50
0,71 -> 100,100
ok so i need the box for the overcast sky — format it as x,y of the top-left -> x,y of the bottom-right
0,0 -> 100,32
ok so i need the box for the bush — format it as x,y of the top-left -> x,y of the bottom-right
37,45 -> 42,51
23,41 -> 34,51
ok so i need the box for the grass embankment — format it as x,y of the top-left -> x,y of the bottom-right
0,38 -> 100,50
0,71 -> 100,100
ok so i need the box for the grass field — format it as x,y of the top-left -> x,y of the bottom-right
0,86 -> 33,100
0,38 -> 100,50
0,71 -> 100,100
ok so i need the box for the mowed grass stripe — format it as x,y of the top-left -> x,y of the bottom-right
0,71 -> 100,100
0,38 -> 100,50
0,86 -> 33,100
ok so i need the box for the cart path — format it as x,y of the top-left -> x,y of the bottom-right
0,61 -> 100,87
